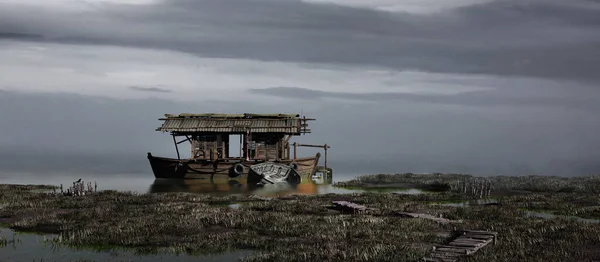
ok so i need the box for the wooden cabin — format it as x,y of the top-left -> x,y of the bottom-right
157,113 -> 324,162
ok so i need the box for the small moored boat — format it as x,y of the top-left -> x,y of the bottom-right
248,162 -> 302,185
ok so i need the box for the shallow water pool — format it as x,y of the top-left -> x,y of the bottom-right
0,228 -> 251,262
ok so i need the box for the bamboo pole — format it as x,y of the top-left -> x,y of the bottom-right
172,134 -> 180,160
293,142 -> 297,160
324,143 -> 328,169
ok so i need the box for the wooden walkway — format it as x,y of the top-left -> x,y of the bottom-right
393,212 -> 460,224
331,201 -> 368,214
423,230 -> 498,262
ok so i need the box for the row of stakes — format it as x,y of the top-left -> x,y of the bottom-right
450,178 -> 494,199
58,179 -> 97,196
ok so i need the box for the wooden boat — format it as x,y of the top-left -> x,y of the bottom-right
247,162 -> 302,185
147,153 -> 319,179
147,113 -> 330,180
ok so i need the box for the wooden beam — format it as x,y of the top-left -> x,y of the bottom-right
324,143 -> 328,169
239,135 -> 243,160
172,134 -> 180,160
296,143 -> 330,149
293,142 -> 297,160
176,136 -> 192,145
191,135 -> 196,158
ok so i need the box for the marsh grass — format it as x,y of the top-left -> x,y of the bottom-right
1,183 -> 600,261
0,230 -> 21,248
335,173 -> 468,190
336,173 -> 600,196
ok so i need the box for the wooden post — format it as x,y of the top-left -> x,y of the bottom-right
293,142 -> 297,159
324,143 -> 328,169
264,143 -> 269,160
281,140 -> 285,160
223,135 -> 229,158
217,135 -> 222,160
245,130 -> 250,161
190,136 -> 195,159
239,135 -> 242,160
172,134 -> 181,160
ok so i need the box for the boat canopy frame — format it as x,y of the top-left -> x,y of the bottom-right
160,113 -> 320,162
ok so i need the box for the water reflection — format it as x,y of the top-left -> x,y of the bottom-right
149,178 -> 344,197
148,178 -> 426,197
524,211 -> 600,223
0,171 -> 425,196
0,228 -> 251,261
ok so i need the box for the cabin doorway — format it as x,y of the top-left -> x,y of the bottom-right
229,135 -> 242,158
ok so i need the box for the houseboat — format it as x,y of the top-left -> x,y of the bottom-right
147,113 -> 329,179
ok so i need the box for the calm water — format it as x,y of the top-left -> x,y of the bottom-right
0,171 -> 424,197
524,211 -> 600,223
0,228 -> 251,262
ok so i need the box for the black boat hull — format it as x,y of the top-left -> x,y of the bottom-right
147,152 -> 320,179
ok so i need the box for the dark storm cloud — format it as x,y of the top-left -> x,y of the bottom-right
129,86 -> 172,93
0,32 -> 43,40
0,0 -> 599,82
251,87 -> 600,111
1,91 -> 600,176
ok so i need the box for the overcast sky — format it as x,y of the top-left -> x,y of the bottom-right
0,0 -> 599,176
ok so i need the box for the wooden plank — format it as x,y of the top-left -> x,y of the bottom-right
425,230 -> 497,261
435,245 -> 469,250
431,253 -> 462,259
456,236 -> 486,241
447,242 -> 480,248
423,257 -> 457,262
331,201 -> 367,214
464,236 -> 494,242
424,258 -> 456,262
434,246 -> 467,250
296,143 -> 330,148
431,254 -> 461,258
464,233 -> 495,238
451,241 -> 483,246
424,258 -> 452,262
394,212 -> 456,223
448,243 -> 480,248
464,230 -> 498,235
434,248 -> 466,255
455,238 -> 486,243
453,239 -> 486,244
433,248 -> 467,254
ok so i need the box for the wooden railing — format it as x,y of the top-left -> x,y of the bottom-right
292,142 -> 330,169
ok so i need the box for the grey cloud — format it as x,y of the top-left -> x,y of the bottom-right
251,86 -> 600,111
1,91 -> 600,176
129,86 -> 172,93
0,32 -> 43,40
0,0 -> 599,83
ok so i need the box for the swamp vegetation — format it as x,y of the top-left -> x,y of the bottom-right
1,174 -> 600,262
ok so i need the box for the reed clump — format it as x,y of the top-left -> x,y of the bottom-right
335,173 -> 470,191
